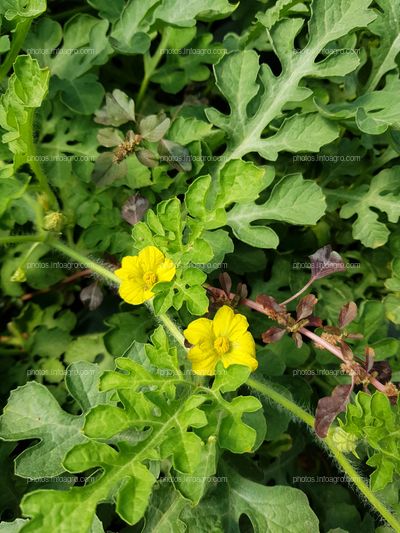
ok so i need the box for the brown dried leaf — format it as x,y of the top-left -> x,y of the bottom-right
340,340 -> 354,361
256,294 -> 283,313
315,384 -> 353,438
261,327 -> 286,344
219,272 -> 232,296
296,294 -> 318,320
338,301 -> 357,329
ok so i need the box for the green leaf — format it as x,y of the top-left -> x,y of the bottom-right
342,391 -> 400,491
153,0 -> 237,26
364,0 -> 400,92
142,485 -> 187,533
175,436 -> 218,504
65,361 -> 113,413
330,167 -> 400,248
0,55 -> 49,154
253,113 -> 339,161
167,116 -> 213,145
186,463 -> 319,532
53,74 -> 105,115
109,0 -> 160,54
151,32 -> 225,94
206,0 -> 374,163
0,0 -> 46,21
317,75 -> 400,135
223,465 -> 319,531
0,168 -> 29,216
47,14 -> 112,80
227,174 -> 326,248
0,382 -> 86,479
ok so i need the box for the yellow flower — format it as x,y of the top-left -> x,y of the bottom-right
115,246 -> 176,305
183,305 -> 257,376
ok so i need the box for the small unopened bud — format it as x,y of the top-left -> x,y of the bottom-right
11,267 -> 26,282
331,427 -> 358,455
43,211 -> 66,232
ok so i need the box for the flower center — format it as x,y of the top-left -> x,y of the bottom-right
143,271 -> 157,288
214,336 -> 230,355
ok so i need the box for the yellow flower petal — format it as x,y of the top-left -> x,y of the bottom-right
211,305 -> 235,337
188,342 -> 219,375
116,247 -> 176,306
156,258 -> 176,283
115,256 -> 142,281
119,281 -> 147,305
138,246 -> 165,272
213,305 -> 248,339
232,331 -> 256,356
222,346 -> 258,371
227,313 -> 250,341
183,318 -> 213,345
184,306 -> 258,376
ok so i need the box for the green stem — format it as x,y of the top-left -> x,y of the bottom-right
48,239 -> 120,285
25,110 -> 59,209
0,234 -> 44,246
246,376 -> 314,427
145,301 -> 186,349
136,28 -> 171,108
0,18 -> 32,84
325,436 -> 400,532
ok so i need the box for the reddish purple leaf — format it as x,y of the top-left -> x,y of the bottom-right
340,340 -> 354,361
338,301 -> 357,329
121,194 -> 149,225
308,316 -> 323,327
219,272 -> 232,296
296,294 -> 318,320
256,294 -> 283,313
237,282 -> 248,300
315,384 -> 353,438
309,245 -> 346,280
261,327 -> 286,344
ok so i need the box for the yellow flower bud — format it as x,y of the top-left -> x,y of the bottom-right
43,211 -> 65,232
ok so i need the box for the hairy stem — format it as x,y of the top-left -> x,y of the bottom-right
48,239 -> 120,285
